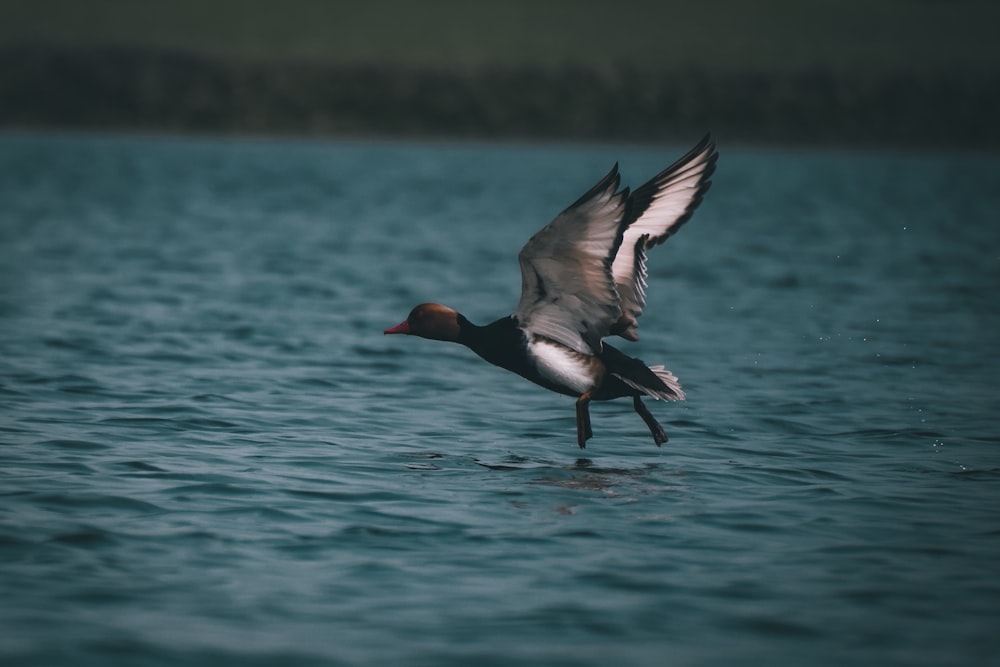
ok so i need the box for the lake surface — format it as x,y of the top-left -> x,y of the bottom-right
1,133 -> 999,666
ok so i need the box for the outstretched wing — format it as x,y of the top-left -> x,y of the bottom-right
514,164 -> 630,355
611,134 -> 718,340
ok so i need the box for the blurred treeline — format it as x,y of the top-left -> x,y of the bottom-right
4,46 -> 998,148
2,0 -> 999,148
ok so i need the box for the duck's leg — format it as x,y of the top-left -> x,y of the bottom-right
633,395 -> 668,446
575,392 -> 593,448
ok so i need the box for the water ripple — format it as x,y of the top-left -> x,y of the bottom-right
1,135 -> 998,667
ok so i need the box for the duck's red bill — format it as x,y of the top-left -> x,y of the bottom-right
384,321 -> 410,335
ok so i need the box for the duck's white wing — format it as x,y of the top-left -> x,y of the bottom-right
611,134 -> 718,340
515,164 -> 629,355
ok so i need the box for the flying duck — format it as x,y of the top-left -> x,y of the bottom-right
385,135 -> 718,448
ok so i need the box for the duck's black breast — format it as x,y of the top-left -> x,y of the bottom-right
457,315 -> 579,397
458,315 -> 531,374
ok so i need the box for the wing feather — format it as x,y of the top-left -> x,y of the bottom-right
514,135 -> 719,352
611,134 -> 718,340
515,164 -> 629,354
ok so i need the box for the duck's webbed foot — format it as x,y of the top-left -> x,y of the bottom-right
575,392 -> 593,449
633,395 -> 668,446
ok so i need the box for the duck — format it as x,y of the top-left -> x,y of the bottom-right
385,135 -> 718,448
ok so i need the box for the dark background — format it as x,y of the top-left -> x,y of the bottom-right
2,0 -> 999,147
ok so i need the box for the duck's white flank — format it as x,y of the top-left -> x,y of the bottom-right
527,336 -> 597,395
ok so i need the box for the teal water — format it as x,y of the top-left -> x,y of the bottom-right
1,133 -> 999,666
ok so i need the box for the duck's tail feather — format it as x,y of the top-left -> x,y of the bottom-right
612,365 -> 685,401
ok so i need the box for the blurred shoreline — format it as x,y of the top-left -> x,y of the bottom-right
3,46 -> 998,149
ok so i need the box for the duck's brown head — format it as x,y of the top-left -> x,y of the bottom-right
384,303 -> 462,342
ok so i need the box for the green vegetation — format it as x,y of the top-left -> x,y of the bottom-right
2,0 -> 998,73
2,1 -> 998,146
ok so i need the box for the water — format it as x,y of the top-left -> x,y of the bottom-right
1,133 -> 999,666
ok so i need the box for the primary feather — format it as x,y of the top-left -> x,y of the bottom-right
516,134 -> 718,351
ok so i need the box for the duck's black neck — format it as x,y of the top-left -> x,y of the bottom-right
455,314 -> 527,369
